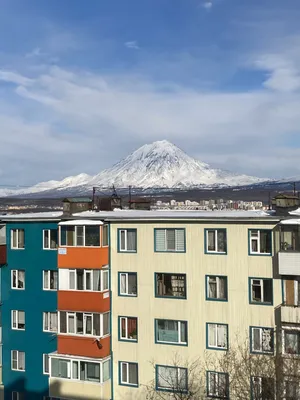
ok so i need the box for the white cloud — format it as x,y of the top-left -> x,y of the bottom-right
202,1 -> 213,10
0,70 -> 33,86
125,41 -> 139,50
25,47 -> 43,58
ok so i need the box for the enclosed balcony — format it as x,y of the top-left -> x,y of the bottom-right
0,225 -> 6,265
277,221 -> 300,275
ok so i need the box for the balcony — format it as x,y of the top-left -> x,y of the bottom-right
277,223 -> 300,275
278,251 -> 300,275
280,305 -> 300,324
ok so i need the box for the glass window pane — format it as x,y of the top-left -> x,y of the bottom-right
85,226 -> 100,246
103,360 -> 110,382
120,273 -> 127,294
102,270 -> 109,291
128,274 -> 137,295
77,270 -> 84,290
217,230 -> 226,252
69,270 -> 75,290
85,271 -> 92,290
128,363 -> 138,385
263,280 -> 272,303
68,314 -> 75,334
72,361 -> 78,379
76,313 -> 83,334
60,312 -> 67,333
76,226 -> 84,246
93,314 -> 100,336
127,230 -> 136,251
44,230 -> 49,248
93,270 -> 101,291
120,230 -> 126,251
166,229 -> 176,251
51,358 -> 60,377
50,229 -> 57,249
121,363 -> 127,383
103,313 -> 110,336
207,231 -> 216,251
155,230 -> 166,252
86,362 -> 100,382
209,277 -> 217,298
102,225 -> 108,246
85,315 -> 92,335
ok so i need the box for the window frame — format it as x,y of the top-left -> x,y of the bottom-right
154,228 -> 186,253
58,311 -> 110,337
206,370 -> 229,399
67,268 -> 109,292
117,229 -> 137,253
204,228 -> 227,255
11,350 -> 25,372
49,355 -> 110,383
205,275 -> 228,302
11,229 -> 25,250
43,229 -> 58,250
43,270 -> 58,291
155,272 -> 187,299
282,328 -> 300,355
11,269 -> 25,290
11,310 -> 25,331
206,323 -> 229,351
251,376 -> 275,399
43,312 -> 58,332
155,364 -> 188,393
155,319 -> 188,346
102,225 -> 109,247
119,361 -> 139,387
12,392 -> 21,400
118,316 -> 138,342
249,278 -> 273,306
59,225 -> 101,247
118,272 -> 138,297
250,326 -> 274,355
248,229 -> 272,256
43,354 -> 50,375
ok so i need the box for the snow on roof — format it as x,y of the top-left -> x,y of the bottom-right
0,211 -> 63,220
59,219 -> 103,226
73,209 -> 277,220
289,208 -> 300,216
280,218 -> 300,225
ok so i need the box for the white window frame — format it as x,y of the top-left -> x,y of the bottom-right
206,276 -> 227,300
49,355 -> 110,383
43,270 -> 58,291
118,229 -> 137,252
11,310 -> 25,330
68,268 -> 109,292
251,327 -> 274,354
155,228 -> 185,252
43,353 -> 50,375
11,269 -> 25,290
250,278 -> 272,304
156,319 -> 187,345
59,225 -> 101,247
11,229 -> 25,249
156,365 -> 187,391
249,229 -> 272,255
43,312 -> 58,332
11,350 -> 25,371
119,272 -> 137,296
58,311 -> 110,337
207,371 -> 228,398
205,229 -> 227,254
207,323 -> 228,350
120,361 -> 138,386
102,225 -> 109,247
43,229 -> 57,250
119,317 -> 138,341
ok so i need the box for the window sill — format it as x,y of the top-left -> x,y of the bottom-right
251,350 -> 274,355
154,250 -> 186,253
118,250 -> 137,254
156,340 -> 187,347
156,387 -> 188,393
207,346 -> 228,351
43,248 -> 58,251
43,330 -> 58,333
12,328 -> 25,331
155,295 -> 187,300
43,289 -> 57,291
249,252 -> 272,256
205,251 -> 227,255
11,248 -> 25,250
58,333 -> 111,338
11,288 -> 25,291
206,298 -> 228,302
119,382 -> 139,388
11,368 -> 25,372
249,301 -> 273,306
119,338 -> 138,343
118,293 -> 137,297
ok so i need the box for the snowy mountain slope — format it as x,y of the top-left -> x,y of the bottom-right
1,140 -> 268,197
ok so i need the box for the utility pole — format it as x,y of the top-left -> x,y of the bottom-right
294,182 -> 296,196
92,187 -> 96,209
129,186 -> 132,209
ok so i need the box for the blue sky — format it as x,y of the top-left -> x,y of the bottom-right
1,0 -> 300,185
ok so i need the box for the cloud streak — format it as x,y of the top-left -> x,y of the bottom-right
124,40 -> 139,50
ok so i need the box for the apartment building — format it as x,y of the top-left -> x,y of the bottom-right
1,207 -> 300,399
0,214 -> 60,400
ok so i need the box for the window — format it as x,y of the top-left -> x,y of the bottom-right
205,229 -> 227,254
11,229 -> 25,249
249,230 -> 272,255
119,362 -> 138,386
118,229 -> 137,252
284,380 -> 300,399
156,365 -> 187,392
207,323 -> 228,350
11,270 -> 25,289
155,273 -> 186,298
43,229 -> 58,249
60,225 -> 100,247
119,317 -> 138,341
206,276 -> 228,301
43,270 -> 58,290
11,310 -> 25,330
50,357 -> 110,383
207,371 -> 229,398
283,330 -> 300,355
43,312 -> 58,332
59,311 -> 110,337
154,229 -> 185,252
251,376 -> 275,400
11,350 -> 25,371
155,319 -> 187,345
119,272 -> 137,296
250,327 -> 274,354
250,278 -> 273,305
102,225 -> 108,246
12,393 -> 24,400
68,269 -> 109,291
43,354 -> 49,375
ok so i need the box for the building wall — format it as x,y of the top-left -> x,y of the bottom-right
110,221 -> 281,399
2,221 -> 58,399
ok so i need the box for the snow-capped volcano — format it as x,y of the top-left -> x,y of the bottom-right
1,140 -> 268,197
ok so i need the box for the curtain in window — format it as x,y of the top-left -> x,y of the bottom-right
207,231 -> 215,251
217,325 -> 227,348
285,332 -> 299,354
121,363 -> 128,382
12,230 -> 17,248
120,230 -> 126,250
120,273 -> 126,294
127,318 -> 137,338
12,351 -> 18,369
19,311 -> 25,329
51,313 -> 58,331
68,314 -> 75,334
18,352 -> 25,370
44,313 -> 49,330
93,270 -> 101,291
85,315 -> 92,335
175,229 -> 185,251
18,229 -> 24,248
166,229 -> 176,251
218,230 -> 226,252
127,230 -> 136,251
69,270 -> 75,290
18,270 -> 25,288
72,361 -> 79,379
253,328 -> 261,351
209,277 -> 217,298
262,329 -> 273,352
219,277 -> 226,299
43,271 -> 48,289
208,324 -> 216,347
155,230 -> 166,251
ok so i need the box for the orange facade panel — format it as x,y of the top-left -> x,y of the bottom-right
58,335 -> 110,358
58,247 -> 109,269
58,291 -> 110,313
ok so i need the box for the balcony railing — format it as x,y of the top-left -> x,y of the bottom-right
280,304 -> 300,324
278,251 -> 300,275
